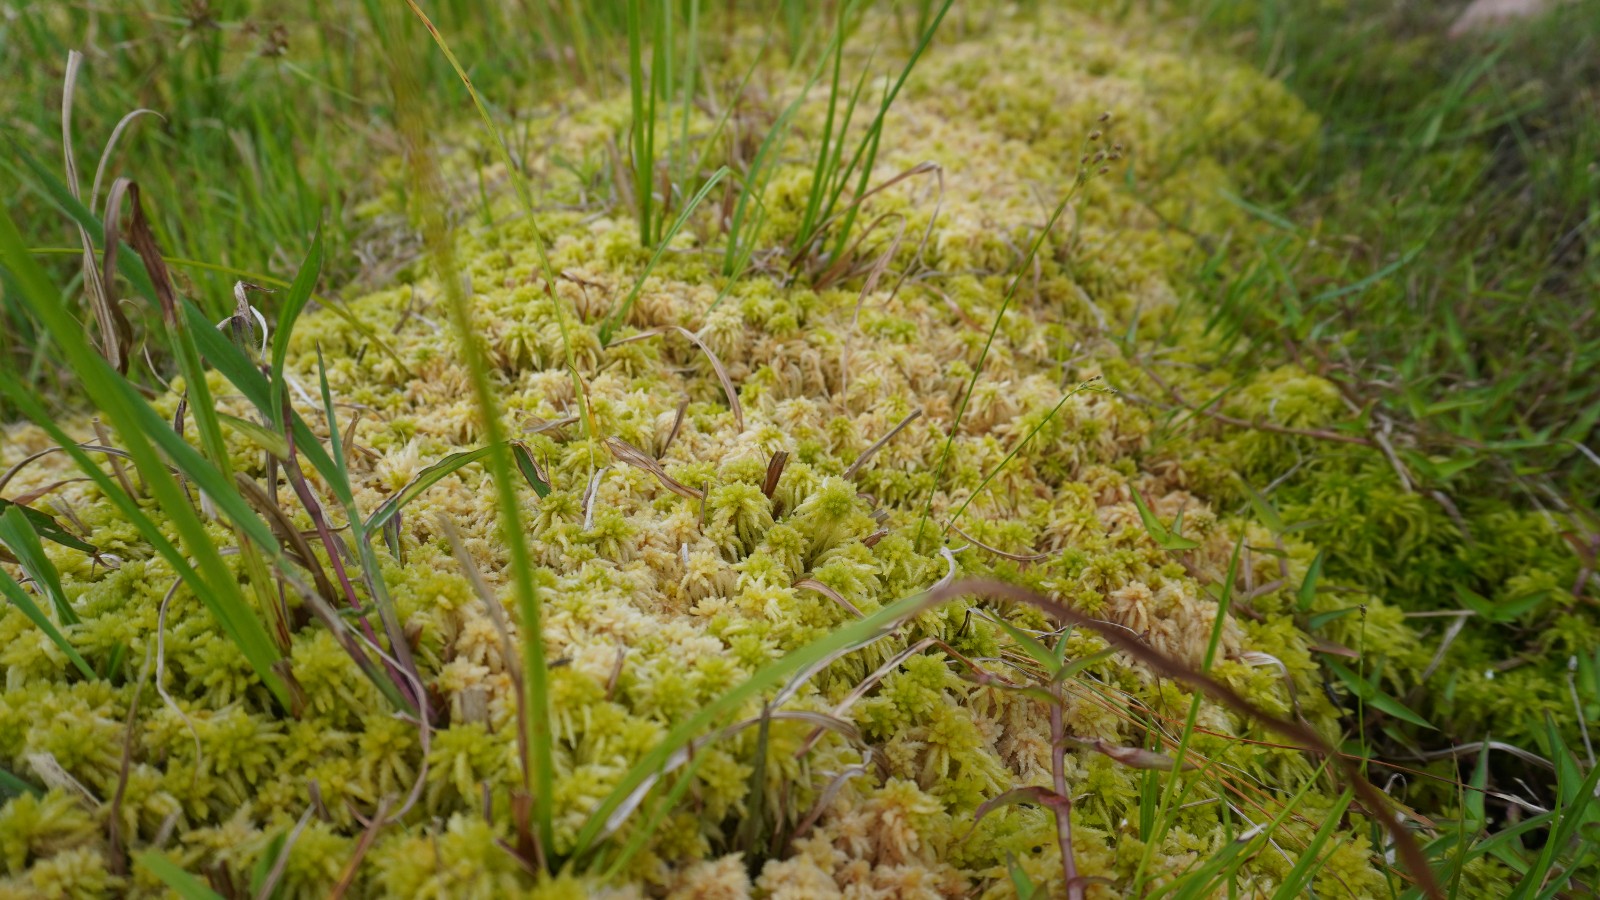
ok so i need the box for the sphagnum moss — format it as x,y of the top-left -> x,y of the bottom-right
0,5 -> 1510,898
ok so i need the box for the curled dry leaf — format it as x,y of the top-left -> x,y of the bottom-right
1079,739 -> 1198,772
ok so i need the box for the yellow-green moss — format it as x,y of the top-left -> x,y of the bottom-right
0,5 -> 1458,898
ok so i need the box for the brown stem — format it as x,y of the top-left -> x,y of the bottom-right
1050,680 -> 1082,900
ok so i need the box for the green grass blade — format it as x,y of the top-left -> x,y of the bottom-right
0,564 -> 96,680
387,0 -> 561,854
1243,482 -> 1286,534
8,139 -> 158,302
313,347 -> 421,713
599,747 -> 713,881
0,503 -> 77,625
627,0 -> 655,246
0,500 -> 96,556
825,0 -> 952,257
135,852 -> 225,900
1278,789 -> 1355,894
0,766 -> 43,801
994,617 -> 1058,675
724,85 -> 812,276
1133,534 -> 1243,893
510,443 -> 553,498
1128,487 -> 1201,552
401,0 -> 592,439
0,205 -> 288,706
571,586 -> 933,857
1325,660 -> 1434,729
364,446 -> 497,534
269,228 -> 324,431
1297,549 -> 1325,613
599,166 -> 730,345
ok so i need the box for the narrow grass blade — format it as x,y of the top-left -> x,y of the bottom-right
0,505 -> 77,624
400,0 -> 593,438
135,852 -> 224,900
510,442 -> 553,498
1244,482 -> 1285,534
914,180 -> 1081,548
1129,487 -> 1200,552
0,500 -> 96,556
626,0 -> 655,246
0,205 -> 288,706
599,166 -> 730,344
269,228 -> 324,430
387,0 -> 558,853
600,747 -> 714,881
1133,535 -> 1242,892
1325,660 -> 1434,729
108,181 -> 293,652
1278,789 -> 1354,893
0,766 -> 42,801
0,566 -> 95,679
1297,549 -> 1325,613
365,445 -> 496,534
993,617 -> 1058,674
723,71 -> 815,276
944,379 -> 1105,534
571,586 -> 935,857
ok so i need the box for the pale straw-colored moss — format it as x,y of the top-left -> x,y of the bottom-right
0,5 -> 1458,897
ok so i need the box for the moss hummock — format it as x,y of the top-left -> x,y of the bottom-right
0,6 -> 1532,898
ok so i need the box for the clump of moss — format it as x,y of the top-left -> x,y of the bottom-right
0,4 -> 1479,897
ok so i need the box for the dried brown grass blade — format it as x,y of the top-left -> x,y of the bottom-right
762,450 -> 788,499
606,437 -> 705,500
842,409 -> 923,480
90,108 -> 164,213
662,397 -> 690,456
795,578 -> 866,619
1078,738 -> 1198,771
0,442 -> 127,496
672,326 -> 743,433
945,521 -> 1049,564
610,328 -> 742,432
104,179 -> 178,322
62,52 -> 133,374
91,421 -> 138,498
436,513 -> 531,799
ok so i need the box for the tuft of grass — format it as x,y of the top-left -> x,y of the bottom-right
792,0 -> 953,275
0,199 -> 294,706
